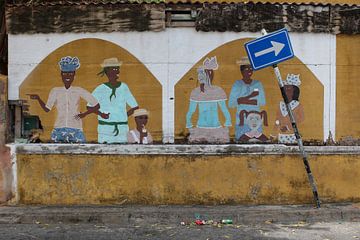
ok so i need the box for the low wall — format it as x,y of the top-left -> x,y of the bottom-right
10,144 -> 360,205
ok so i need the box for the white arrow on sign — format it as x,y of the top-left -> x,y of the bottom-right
254,41 -> 285,57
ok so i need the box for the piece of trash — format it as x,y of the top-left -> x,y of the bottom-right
353,236 -> 359,239
180,221 -> 186,226
195,219 -> 205,225
221,219 -> 233,224
265,220 -> 273,224
205,220 -> 214,225
35,221 -> 41,224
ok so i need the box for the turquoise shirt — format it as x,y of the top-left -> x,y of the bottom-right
91,82 -> 138,122
228,80 -> 266,125
186,100 -> 232,128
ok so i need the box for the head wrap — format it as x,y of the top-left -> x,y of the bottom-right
284,74 -> 301,86
58,56 -> 80,72
197,56 -> 218,86
203,56 -> 219,70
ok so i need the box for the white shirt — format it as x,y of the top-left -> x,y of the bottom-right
46,86 -> 98,129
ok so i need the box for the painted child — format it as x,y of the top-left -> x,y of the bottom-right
238,110 -> 269,143
127,108 -> 153,144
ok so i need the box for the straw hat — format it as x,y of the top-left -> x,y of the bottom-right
236,56 -> 251,66
100,57 -> 122,68
133,109 -> 149,117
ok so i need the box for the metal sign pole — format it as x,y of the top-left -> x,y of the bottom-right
257,29 -> 321,208
273,64 -> 321,208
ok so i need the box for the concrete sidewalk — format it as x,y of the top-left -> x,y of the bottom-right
0,203 -> 359,225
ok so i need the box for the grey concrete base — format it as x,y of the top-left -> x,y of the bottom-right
10,143 -> 360,155
0,204 -> 359,225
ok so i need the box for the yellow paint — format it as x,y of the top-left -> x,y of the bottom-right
19,39 -> 162,142
336,35 -> 360,140
175,38 -> 324,141
17,153 -> 360,205
167,0 -> 358,5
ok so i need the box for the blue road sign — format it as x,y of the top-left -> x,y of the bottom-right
244,29 -> 294,70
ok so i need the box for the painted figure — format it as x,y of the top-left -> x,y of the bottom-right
186,56 -> 232,143
238,110 -> 268,143
28,56 -> 100,143
229,57 -> 266,141
91,58 -> 139,143
127,108 -> 153,144
273,74 -> 304,144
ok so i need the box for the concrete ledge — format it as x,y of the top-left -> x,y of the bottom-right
0,204 -> 359,225
10,143 -> 360,155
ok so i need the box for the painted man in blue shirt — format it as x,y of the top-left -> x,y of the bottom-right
229,57 -> 266,141
90,58 -> 139,143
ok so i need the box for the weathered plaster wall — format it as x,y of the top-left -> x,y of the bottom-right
9,30 -> 336,142
14,144 -> 360,205
336,34 -> 360,141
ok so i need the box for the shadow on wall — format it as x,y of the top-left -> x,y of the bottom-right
19,39 -> 162,143
175,38 -> 324,143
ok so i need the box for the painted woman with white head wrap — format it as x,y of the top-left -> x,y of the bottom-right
186,56 -> 232,143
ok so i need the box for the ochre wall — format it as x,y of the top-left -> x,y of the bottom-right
336,35 -> 360,140
175,38 -> 324,141
19,39 -> 162,142
17,153 -> 360,205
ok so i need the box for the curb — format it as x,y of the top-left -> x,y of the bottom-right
0,204 -> 359,225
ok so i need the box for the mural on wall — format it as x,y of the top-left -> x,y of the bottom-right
20,39 -> 162,143
91,57 -> 139,144
186,57 -> 232,143
238,110 -> 269,143
175,38 -> 324,143
28,56 -> 100,143
228,57 -> 266,142
127,108 -> 153,144
19,37 -> 325,144
273,74 -> 304,144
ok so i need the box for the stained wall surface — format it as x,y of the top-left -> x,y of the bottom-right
16,150 -> 360,205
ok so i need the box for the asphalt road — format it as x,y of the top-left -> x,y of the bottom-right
0,221 -> 359,240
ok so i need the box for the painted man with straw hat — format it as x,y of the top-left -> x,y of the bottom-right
90,57 -> 139,143
229,56 -> 266,141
